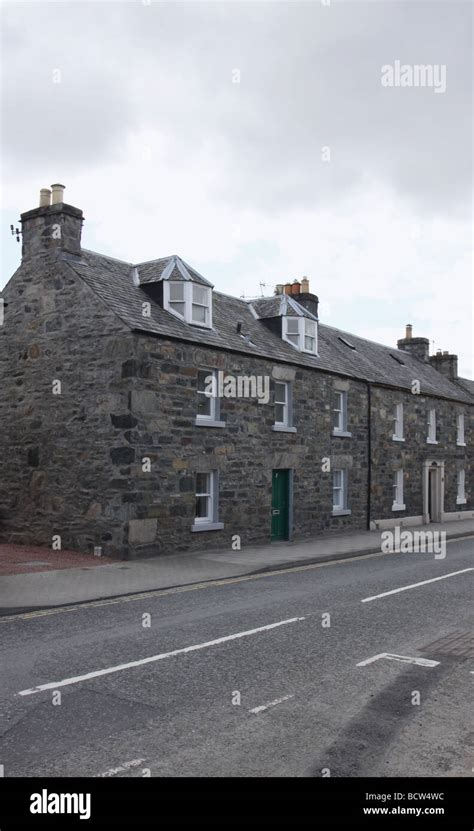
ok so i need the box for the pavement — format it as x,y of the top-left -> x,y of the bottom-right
0,518 -> 473,614
0,536 -> 473,777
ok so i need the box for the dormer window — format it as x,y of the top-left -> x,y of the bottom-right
282,316 -> 317,355
168,281 -> 186,318
164,281 -> 212,328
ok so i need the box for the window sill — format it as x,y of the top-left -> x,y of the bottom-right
194,418 -> 226,428
456,442 -> 466,447
456,498 -> 467,505
332,509 -> 351,516
273,424 -> 297,433
392,436 -> 405,442
392,503 -> 406,512
426,438 -> 438,445
191,521 -> 224,533
332,430 -> 352,438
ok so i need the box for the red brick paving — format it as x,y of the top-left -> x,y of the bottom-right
0,544 -> 119,576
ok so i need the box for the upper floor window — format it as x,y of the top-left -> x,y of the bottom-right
427,408 -> 437,444
164,281 -> 212,328
273,381 -> 296,432
282,316 -> 317,355
457,413 -> 465,446
333,390 -> 350,435
195,369 -> 224,428
392,469 -> 405,511
332,468 -> 350,515
457,469 -> 466,505
392,403 -> 404,441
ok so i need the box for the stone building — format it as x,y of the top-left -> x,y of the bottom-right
0,186 -> 472,559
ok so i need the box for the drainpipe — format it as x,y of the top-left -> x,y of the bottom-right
367,382 -> 372,530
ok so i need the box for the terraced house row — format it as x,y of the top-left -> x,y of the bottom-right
0,186 -> 472,559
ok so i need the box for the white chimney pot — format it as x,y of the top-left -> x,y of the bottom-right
39,188 -> 51,207
51,183 -> 65,204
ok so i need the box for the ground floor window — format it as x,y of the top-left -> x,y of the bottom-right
392,469 -> 405,511
332,469 -> 349,514
457,469 -> 466,505
192,471 -> 224,532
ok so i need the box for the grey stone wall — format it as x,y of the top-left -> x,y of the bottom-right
370,386 -> 473,521
0,252 -> 134,558
121,335 -> 369,557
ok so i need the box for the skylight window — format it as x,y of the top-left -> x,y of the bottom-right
390,353 -> 405,366
338,336 -> 356,350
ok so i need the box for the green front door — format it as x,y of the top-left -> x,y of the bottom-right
271,469 -> 290,541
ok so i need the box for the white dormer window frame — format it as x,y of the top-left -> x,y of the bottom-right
282,316 -> 318,355
427,408 -> 437,444
456,413 -> 466,446
163,280 -> 213,329
392,403 -> 404,441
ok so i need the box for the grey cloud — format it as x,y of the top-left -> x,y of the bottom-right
1,1 -> 471,215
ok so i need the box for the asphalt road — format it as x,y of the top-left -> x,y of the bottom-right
0,538 -> 473,777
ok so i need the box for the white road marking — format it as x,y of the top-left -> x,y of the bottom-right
249,694 -> 294,714
17,616 -> 306,697
361,567 -> 474,603
357,652 -> 440,668
100,759 -> 145,777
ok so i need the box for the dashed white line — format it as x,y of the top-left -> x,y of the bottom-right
357,652 -> 440,668
17,616 -> 306,697
249,694 -> 295,714
361,568 -> 474,603
99,759 -> 145,777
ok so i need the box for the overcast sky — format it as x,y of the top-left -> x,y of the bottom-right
1,0 -> 472,375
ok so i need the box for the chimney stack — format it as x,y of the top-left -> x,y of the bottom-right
296,276 -> 319,318
21,184 -> 83,260
397,324 -> 429,363
429,350 -> 458,381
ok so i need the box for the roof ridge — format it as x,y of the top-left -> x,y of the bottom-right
81,248 -> 132,266
319,322 -> 424,358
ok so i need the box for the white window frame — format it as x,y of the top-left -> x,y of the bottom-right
392,469 -> 406,511
282,316 -> 318,355
456,413 -> 465,446
195,369 -> 225,428
274,381 -> 288,426
332,468 -> 350,515
456,469 -> 466,505
273,381 -> 296,432
163,280 -> 212,328
332,390 -> 351,436
392,402 -> 404,441
194,472 -> 213,524
427,408 -> 437,444
192,470 -> 224,532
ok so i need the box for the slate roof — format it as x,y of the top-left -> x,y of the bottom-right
136,255 -> 213,287
251,295 -> 318,320
457,377 -> 474,397
61,248 -> 473,404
